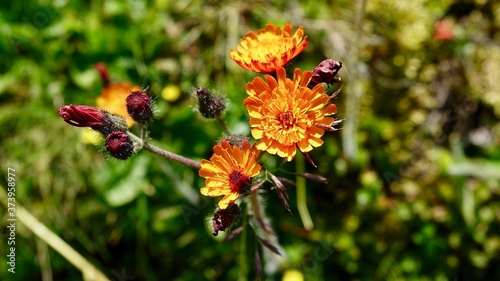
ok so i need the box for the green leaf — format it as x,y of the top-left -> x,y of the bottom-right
104,155 -> 148,206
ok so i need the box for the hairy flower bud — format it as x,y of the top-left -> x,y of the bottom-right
58,104 -> 127,136
212,203 -> 240,236
196,87 -> 226,119
224,135 -> 249,149
310,59 -> 342,87
126,90 -> 153,124
105,131 -> 134,160
103,113 -> 127,135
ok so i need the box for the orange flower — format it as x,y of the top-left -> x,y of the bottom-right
244,67 -> 337,161
199,140 -> 261,209
96,82 -> 140,127
230,23 -> 308,74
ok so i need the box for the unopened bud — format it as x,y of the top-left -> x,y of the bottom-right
311,59 -> 342,87
58,105 -> 106,128
58,104 -> 126,136
126,90 -> 153,124
212,203 -> 240,236
196,87 -> 226,119
224,135 -> 249,149
99,113 -> 127,136
95,62 -> 110,86
105,131 -> 134,160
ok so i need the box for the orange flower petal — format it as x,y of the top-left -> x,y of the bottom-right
230,24 -> 308,74
244,67 -> 338,161
218,192 -> 239,209
199,140 -> 261,209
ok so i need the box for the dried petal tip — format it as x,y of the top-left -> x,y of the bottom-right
105,131 -> 134,160
196,87 -> 226,119
126,90 -> 153,124
311,59 -> 342,87
270,173 -> 291,214
212,204 -> 241,236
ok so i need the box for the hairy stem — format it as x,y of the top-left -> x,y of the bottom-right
140,125 -> 148,143
217,117 -> 231,136
143,142 -> 201,170
127,132 -> 201,170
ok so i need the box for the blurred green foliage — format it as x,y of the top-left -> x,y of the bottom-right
1,0 -> 500,280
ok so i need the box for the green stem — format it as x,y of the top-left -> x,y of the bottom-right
0,187 -> 109,281
296,153 -> 314,230
217,117 -> 231,136
248,191 -> 263,220
140,125 -> 148,143
343,0 -> 367,163
238,208 -> 248,281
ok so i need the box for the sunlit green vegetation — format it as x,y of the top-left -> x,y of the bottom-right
1,0 -> 499,280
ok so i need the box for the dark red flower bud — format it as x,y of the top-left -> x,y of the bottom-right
310,59 -> 342,87
126,90 -> 153,124
58,105 -> 106,128
105,131 -> 134,160
212,203 -> 240,236
95,62 -> 110,86
196,87 -> 226,119
58,105 -> 127,136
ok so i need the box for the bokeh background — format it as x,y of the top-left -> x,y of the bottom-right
1,0 -> 500,280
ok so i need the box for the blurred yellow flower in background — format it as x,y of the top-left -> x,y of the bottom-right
80,128 -> 102,145
282,269 -> 304,281
96,82 -> 140,127
230,23 -> 308,74
161,84 -> 181,102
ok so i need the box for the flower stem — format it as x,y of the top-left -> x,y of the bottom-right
127,132 -> 201,170
343,0 -> 367,162
143,142 -> 201,170
238,209 -> 248,281
217,117 -> 231,136
248,192 -> 286,272
140,125 -> 148,142
296,152 -> 314,230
